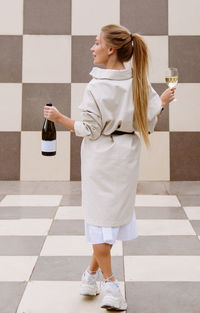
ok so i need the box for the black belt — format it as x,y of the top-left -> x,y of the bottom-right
111,130 -> 135,135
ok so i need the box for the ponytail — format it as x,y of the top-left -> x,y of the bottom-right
100,25 -> 150,148
131,33 -> 150,148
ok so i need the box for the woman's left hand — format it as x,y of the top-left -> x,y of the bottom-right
43,105 -> 61,123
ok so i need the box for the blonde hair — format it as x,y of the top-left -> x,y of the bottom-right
101,24 -> 150,148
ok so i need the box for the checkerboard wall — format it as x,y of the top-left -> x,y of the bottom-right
0,0 -> 199,181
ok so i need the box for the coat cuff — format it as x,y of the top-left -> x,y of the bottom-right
74,121 -> 85,137
148,116 -> 158,134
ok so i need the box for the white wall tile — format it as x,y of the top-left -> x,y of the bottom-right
0,0 -> 23,35
144,36 -> 168,83
72,0 -> 120,35
23,35 -> 71,83
169,84 -> 200,131
169,0 -> 200,35
0,84 -> 22,131
138,132 -> 170,180
20,131 -> 70,180
71,83 -> 87,120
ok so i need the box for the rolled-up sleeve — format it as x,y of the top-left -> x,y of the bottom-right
147,82 -> 162,134
74,84 -> 103,140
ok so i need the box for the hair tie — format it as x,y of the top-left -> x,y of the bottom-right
129,33 -> 134,47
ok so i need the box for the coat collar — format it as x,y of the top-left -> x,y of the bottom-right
89,66 -> 133,80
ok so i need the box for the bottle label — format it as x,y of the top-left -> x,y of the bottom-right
41,140 -> 56,152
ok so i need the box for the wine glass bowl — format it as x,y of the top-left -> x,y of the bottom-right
165,68 -> 178,102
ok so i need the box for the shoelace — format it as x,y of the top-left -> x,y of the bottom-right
98,269 -> 106,292
86,267 -> 118,292
86,267 -> 103,291
97,271 -> 119,292
104,273 -> 114,283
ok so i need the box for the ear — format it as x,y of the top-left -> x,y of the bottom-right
107,46 -> 116,56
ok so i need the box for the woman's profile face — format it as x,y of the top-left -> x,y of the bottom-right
90,31 -> 111,66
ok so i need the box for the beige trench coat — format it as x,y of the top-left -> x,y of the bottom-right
74,67 -> 162,227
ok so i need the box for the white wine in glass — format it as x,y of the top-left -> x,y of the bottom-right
165,68 -> 178,102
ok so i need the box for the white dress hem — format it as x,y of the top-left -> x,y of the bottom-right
84,212 -> 139,245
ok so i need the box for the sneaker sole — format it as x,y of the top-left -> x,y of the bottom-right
101,296 -> 127,311
80,285 -> 100,296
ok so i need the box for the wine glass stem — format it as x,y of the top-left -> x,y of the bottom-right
171,88 -> 177,102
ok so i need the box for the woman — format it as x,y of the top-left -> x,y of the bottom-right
44,24 -> 175,311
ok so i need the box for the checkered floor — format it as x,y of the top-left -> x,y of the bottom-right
0,181 -> 200,313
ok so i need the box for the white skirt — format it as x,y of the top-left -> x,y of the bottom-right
84,212 -> 139,245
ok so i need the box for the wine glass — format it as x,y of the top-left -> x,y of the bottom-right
165,68 -> 178,102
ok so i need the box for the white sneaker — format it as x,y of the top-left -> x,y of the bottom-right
80,268 -> 103,296
101,281 -> 128,311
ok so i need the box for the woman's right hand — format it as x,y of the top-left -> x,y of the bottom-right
44,105 -> 61,123
160,87 -> 176,107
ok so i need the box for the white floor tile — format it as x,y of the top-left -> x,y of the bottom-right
0,256 -> 37,281
183,207 -> 200,220
16,281 -> 125,313
40,236 -> 122,256
0,195 -> 62,206
125,256 -> 200,281
0,219 -> 52,235
55,206 -> 84,219
135,195 -> 181,207
137,219 -> 196,235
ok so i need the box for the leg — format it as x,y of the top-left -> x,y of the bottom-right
89,244 -> 113,272
92,243 -> 115,282
88,253 -> 99,272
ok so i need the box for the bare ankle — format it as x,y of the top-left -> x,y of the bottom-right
105,277 -> 115,282
104,273 -> 115,282
88,266 -> 99,273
